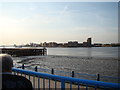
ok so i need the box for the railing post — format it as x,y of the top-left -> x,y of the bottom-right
51,68 -> 54,74
72,71 -> 74,77
61,80 -> 65,90
35,66 -> 38,72
97,74 -> 100,81
22,64 -> 25,69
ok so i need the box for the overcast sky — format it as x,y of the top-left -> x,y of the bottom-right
0,2 -> 118,45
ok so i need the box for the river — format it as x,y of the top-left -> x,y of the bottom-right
2,47 -> 118,83
47,47 -> 118,58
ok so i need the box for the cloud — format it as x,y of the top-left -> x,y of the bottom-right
29,7 -> 36,11
60,4 -> 69,15
0,2 -> 118,45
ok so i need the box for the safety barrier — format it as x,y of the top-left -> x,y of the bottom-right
12,68 -> 120,89
16,64 -> 119,83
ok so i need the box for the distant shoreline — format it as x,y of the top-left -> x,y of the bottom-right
0,46 -> 120,48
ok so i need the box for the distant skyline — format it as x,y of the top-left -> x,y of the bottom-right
0,2 -> 118,45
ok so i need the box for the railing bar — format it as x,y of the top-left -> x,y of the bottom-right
33,76 -> 35,88
101,76 -> 120,79
29,75 -> 30,80
49,78 -> 50,90
94,86 -> 97,90
55,70 -> 71,74
78,84 -> 80,90
76,72 -> 97,77
61,81 -> 65,90
43,78 -> 45,90
55,80 -> 57,90
86,85 -> 88,90
14,67 -> 119,79
38,77 -> 40,89
70,82 -> 72,90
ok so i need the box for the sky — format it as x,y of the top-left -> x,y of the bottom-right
0,2 -> 118,45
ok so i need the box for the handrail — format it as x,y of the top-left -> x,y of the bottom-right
12,68 -> 120,89
16,65 -> 119,80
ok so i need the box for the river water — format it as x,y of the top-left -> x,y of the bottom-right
10,47 -> 119,83
47,47 -> 118,58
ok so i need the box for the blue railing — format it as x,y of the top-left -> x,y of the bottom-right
16,64 -> 119,83
12,68 -> 120,89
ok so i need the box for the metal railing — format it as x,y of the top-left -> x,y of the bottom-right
16,64 -> 119,83
12,68 -> 120,89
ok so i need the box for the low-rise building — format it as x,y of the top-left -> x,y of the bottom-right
93,43 -> 102,47
68,41 -> 79,47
